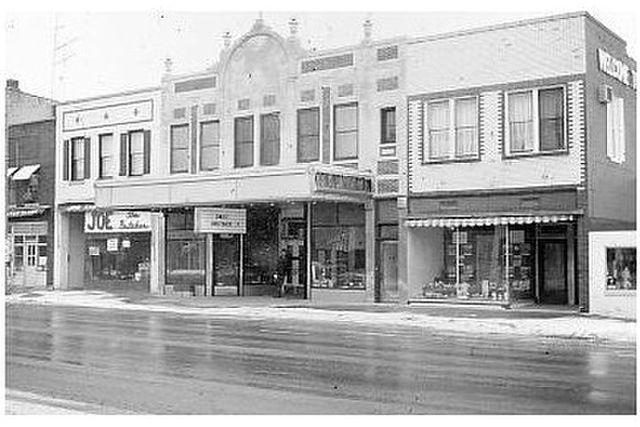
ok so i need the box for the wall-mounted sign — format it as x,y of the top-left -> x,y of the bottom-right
313,171 -> 372,194
598,49 -> 637,90
85,211 -> 152,233
195,208 -> 246,234
89,246 -> 100,256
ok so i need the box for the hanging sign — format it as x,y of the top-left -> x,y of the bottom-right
85,211 -> 152,233
194,208 -> 246,234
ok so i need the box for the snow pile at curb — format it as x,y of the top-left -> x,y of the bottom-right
6,291 -> 636,343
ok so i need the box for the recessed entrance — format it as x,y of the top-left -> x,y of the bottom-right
538,240 -> 568,304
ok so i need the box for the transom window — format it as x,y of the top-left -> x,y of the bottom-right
506,86 -> 566,155
425,96 -> 478,161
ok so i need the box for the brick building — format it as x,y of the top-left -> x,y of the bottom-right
5,79 -> 57,290
52,12 -> 635,310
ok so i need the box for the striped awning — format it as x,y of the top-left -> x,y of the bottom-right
6,205 -> 49,218
406,214 -> 575,228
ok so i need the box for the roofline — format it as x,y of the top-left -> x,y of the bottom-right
407,11 -> 626,48
6,87 -> 58,104
58,85 -> 161,106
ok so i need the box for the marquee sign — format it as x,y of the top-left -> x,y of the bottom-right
85,211 -> 152,233
194,208 -> 246,234
598,48 -> 637,90
313,171 -> 372,194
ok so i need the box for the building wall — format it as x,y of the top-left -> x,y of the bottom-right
584,18 -> 637,230
5,86 -> 55,126
56,89 -> 162,205
407,228 -> 444,300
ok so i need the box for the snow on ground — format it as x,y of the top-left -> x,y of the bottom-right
5,291 -> 637,343
5,389 -> 130,415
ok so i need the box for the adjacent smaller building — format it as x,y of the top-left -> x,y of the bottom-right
5,79 -> 56,291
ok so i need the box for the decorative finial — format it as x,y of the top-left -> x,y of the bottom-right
289,17 -> 299,37
363,18 -> 373,42
223,31 -> 232,48
164,58 -> 173,73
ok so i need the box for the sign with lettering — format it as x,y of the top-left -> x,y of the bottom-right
194,208 -> 246,234
598,49 -> 637,90
313,171 -> 372,194
85,211 -> 152,233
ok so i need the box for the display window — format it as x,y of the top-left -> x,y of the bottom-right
165,211 -> 205,285
86,233 -> 150,283
311,203 -> 365,290
606,247 -> 636,291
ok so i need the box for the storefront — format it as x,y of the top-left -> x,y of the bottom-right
83,210 -> 152,291
406,215 -> 577,305
6,219 -> 50,290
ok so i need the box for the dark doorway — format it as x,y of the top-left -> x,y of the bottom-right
538,240 -> 567,304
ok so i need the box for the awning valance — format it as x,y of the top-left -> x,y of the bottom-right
60,204 -> 95,213
406,214 -> 575,228
6,205 -> 49,218
12,164 -> 41,181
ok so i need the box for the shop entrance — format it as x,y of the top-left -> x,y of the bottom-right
380,241 -> 398,301
538,240 -> 567,304
212,234 -> 240,296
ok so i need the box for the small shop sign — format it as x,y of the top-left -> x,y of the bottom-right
313,171 -> 372,194
85,211 -> 152,233
194,208 -> 246,234
598,48 -> 637,90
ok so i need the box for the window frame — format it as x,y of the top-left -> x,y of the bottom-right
70,136 -> 85,181
98,133 -> 114,179
260,112 -> 281,167
169,123 -> 190,174
297,106 -> 321,163
234,115 -> 254,168
333,102 -> 359,161
380,106 -> 396,145
606,95 -> 626,164
423,96 -> 480,164
504,85 -> 568,158
199,119 -> 221,172
128,129 -> 146,177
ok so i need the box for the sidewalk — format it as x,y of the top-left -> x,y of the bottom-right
5,289 -> 637,343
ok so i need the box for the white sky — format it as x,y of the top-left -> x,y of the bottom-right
3,5 -> 637,102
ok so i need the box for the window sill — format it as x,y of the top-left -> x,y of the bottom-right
503,149 -> 569,159
67,180 -> 88,186
97,176 -> 113,180
422,155 -> 481,165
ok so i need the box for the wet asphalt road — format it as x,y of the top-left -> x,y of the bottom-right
5,304 -> 636,414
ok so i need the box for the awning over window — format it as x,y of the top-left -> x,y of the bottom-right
6,205 -> 49,218
406,214 -> 575,228
7,167 -> 18,178
60,204 -> 95,213
11,164 -> 41,181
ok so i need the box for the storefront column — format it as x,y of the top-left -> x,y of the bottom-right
397,201 -> 409,304
364,200 -> 375,303
150,212 -> 165,295
567,223 -> 576,305
53,209 -> 69,290
306,202 -> 312,300
205,233 -> 214,296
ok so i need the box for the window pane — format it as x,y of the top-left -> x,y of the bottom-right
455,98 -> 477,156
335,105 -> 357,132
299,135 -> 319,162
381,108 -> 396,144
456,128 -> 478,156
299,108 -> 319,137
429,130 -> 450,159
539,88 -> 565,151
72,138 -> 85,180
508,92 -> 533,152
312,226 -> 365,290
235,117 -> 254,167
334,132 -> 357,160
166,238 -> 205,285
200,121 -> 220,171
606,247 -> 636,290
170,125 -> 189,173
100,133 -> 113,178
260,114 -> 280,166
428,101 -> 449,130
298,108 -> 319,162
455,98 -> 476,128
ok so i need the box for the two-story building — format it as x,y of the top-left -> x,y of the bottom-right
55,17 -> 407,303
6,79 -> 57,290
401,12 -> 636,310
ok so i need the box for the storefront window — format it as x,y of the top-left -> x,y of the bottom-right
86,234 -> 150,283
312,203 -> 365,290
166,211 -> 205,285
606,247 -> 636,290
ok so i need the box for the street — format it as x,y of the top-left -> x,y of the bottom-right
5,303 -> 636,414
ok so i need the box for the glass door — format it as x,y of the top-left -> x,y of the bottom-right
212,234 -> 240,296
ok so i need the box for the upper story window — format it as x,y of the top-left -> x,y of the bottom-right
234,116 -> 254,168
260,113 -> 280,166
381,107 -> 396,145
170,124 -> 190,174
334,103 -> 358,161
119,130 -> 151,177
425,97 -> 478,161
606,96 -> 626,163
297,107 -> 320,163
200,120 -> 220,171
98,134 -> 114,179
506,86 -> 566,156
71,137 -> 86,181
